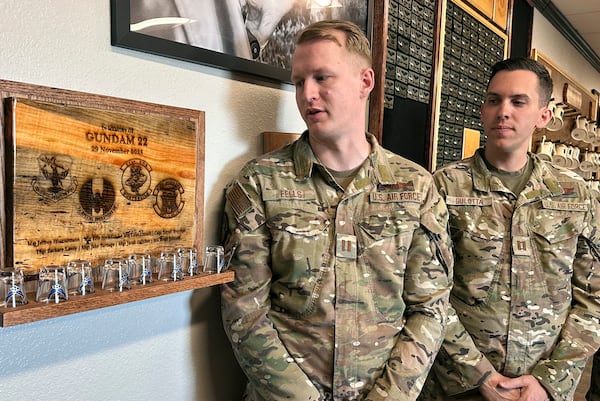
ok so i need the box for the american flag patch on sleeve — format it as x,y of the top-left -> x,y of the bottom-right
227,182 -> 253,218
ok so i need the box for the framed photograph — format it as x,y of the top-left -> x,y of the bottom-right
111,0 -> 375,84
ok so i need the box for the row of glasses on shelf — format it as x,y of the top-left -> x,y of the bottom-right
0,245 -> 226,308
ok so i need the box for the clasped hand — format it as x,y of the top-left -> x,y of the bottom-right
480,373 -> 550,401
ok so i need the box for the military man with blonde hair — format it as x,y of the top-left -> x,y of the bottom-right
221,20 -> 453,401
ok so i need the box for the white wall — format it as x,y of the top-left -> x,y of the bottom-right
531,9 -> 600,95
3,2 -> 600,401
0,1 -> 305,400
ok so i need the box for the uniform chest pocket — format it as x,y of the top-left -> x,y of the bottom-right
449,205 -> 505,305
356,204 -> 420,322
529,206 -> 584,277
529,208 -> 583,244
265,200 -> 329,316
357,204 -> 420,246
265,200 -> 327,238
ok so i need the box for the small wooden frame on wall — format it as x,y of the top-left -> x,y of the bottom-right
1,80 -> 205,272
263,132 -> 302,153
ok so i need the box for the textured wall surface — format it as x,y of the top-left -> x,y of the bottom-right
0,2 -> 598,400
531,9 -> 600,92
0,1 -> 304,400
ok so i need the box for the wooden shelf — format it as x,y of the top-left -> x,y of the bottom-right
0,271 -> 233,327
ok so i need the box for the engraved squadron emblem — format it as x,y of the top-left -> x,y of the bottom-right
153,178 -> 184,218
120,158 -> 152,201
78,177 -> 116,221
32,154 -> 77,202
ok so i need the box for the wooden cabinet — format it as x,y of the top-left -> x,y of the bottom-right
465,0 -> 493,19
433,1 -> 509,169
493,0 -> 509,30
368,0 -> 512,170
530,50 -> 600,185
464,0 -> 510,30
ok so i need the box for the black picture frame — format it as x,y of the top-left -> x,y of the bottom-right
110,0 -> 374,84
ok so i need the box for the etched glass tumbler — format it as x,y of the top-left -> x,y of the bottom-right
36,266 -> 68,303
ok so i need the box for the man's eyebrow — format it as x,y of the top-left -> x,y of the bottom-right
485,92 -> 530,99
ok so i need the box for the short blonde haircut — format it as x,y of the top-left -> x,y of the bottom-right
295,20 -> 372,67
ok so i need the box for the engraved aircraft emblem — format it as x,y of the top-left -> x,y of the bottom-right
153,178 -> 185,218
32,154 -> 77,202
78,177 -> 116,221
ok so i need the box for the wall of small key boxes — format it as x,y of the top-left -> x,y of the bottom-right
434,0 -> 507,169
531,51 -> 600,199
381,0 -> 438,166
378,0 -> 508,169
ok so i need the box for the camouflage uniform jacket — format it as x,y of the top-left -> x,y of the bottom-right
431,149 -> 600,401
221,132 -> 453,401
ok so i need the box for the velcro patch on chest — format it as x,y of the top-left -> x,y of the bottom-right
445,195 -> 492,206
541,199 -> 588,211
263,188 -> 316,201
370,191 -> 422,203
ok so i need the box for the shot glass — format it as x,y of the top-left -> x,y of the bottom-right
0,269 -> 28,307
127,253 -> 153,285
36,266 -> 68,303
66,259 -> 94,296
151,246 -> 173,275
203,245 -> 225,274
177,247 -> 199,276
158,249 -> 184,281
102,258 -> 131,292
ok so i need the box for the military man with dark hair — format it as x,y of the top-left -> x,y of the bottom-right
420,57 -> 600,401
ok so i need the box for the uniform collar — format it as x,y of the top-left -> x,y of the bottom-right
292,131 -> 396,185
471,148 -> 564,198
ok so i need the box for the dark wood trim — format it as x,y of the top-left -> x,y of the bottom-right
368,0 -> 388,144
505,0 -> 515,54
509,0 -> 533,58
0,271 -> 234,327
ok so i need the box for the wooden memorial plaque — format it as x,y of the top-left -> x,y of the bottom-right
2,88 -> 204,273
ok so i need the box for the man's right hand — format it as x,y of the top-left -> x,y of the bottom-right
480,372 -> 521,401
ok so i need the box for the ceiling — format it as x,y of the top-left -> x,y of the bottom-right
534,0 -> 600,72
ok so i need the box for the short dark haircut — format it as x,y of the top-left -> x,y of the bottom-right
487,57 -> 553,107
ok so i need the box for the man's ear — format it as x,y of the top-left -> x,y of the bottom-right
360,67 -> 375,98
535,105 -> 553,129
